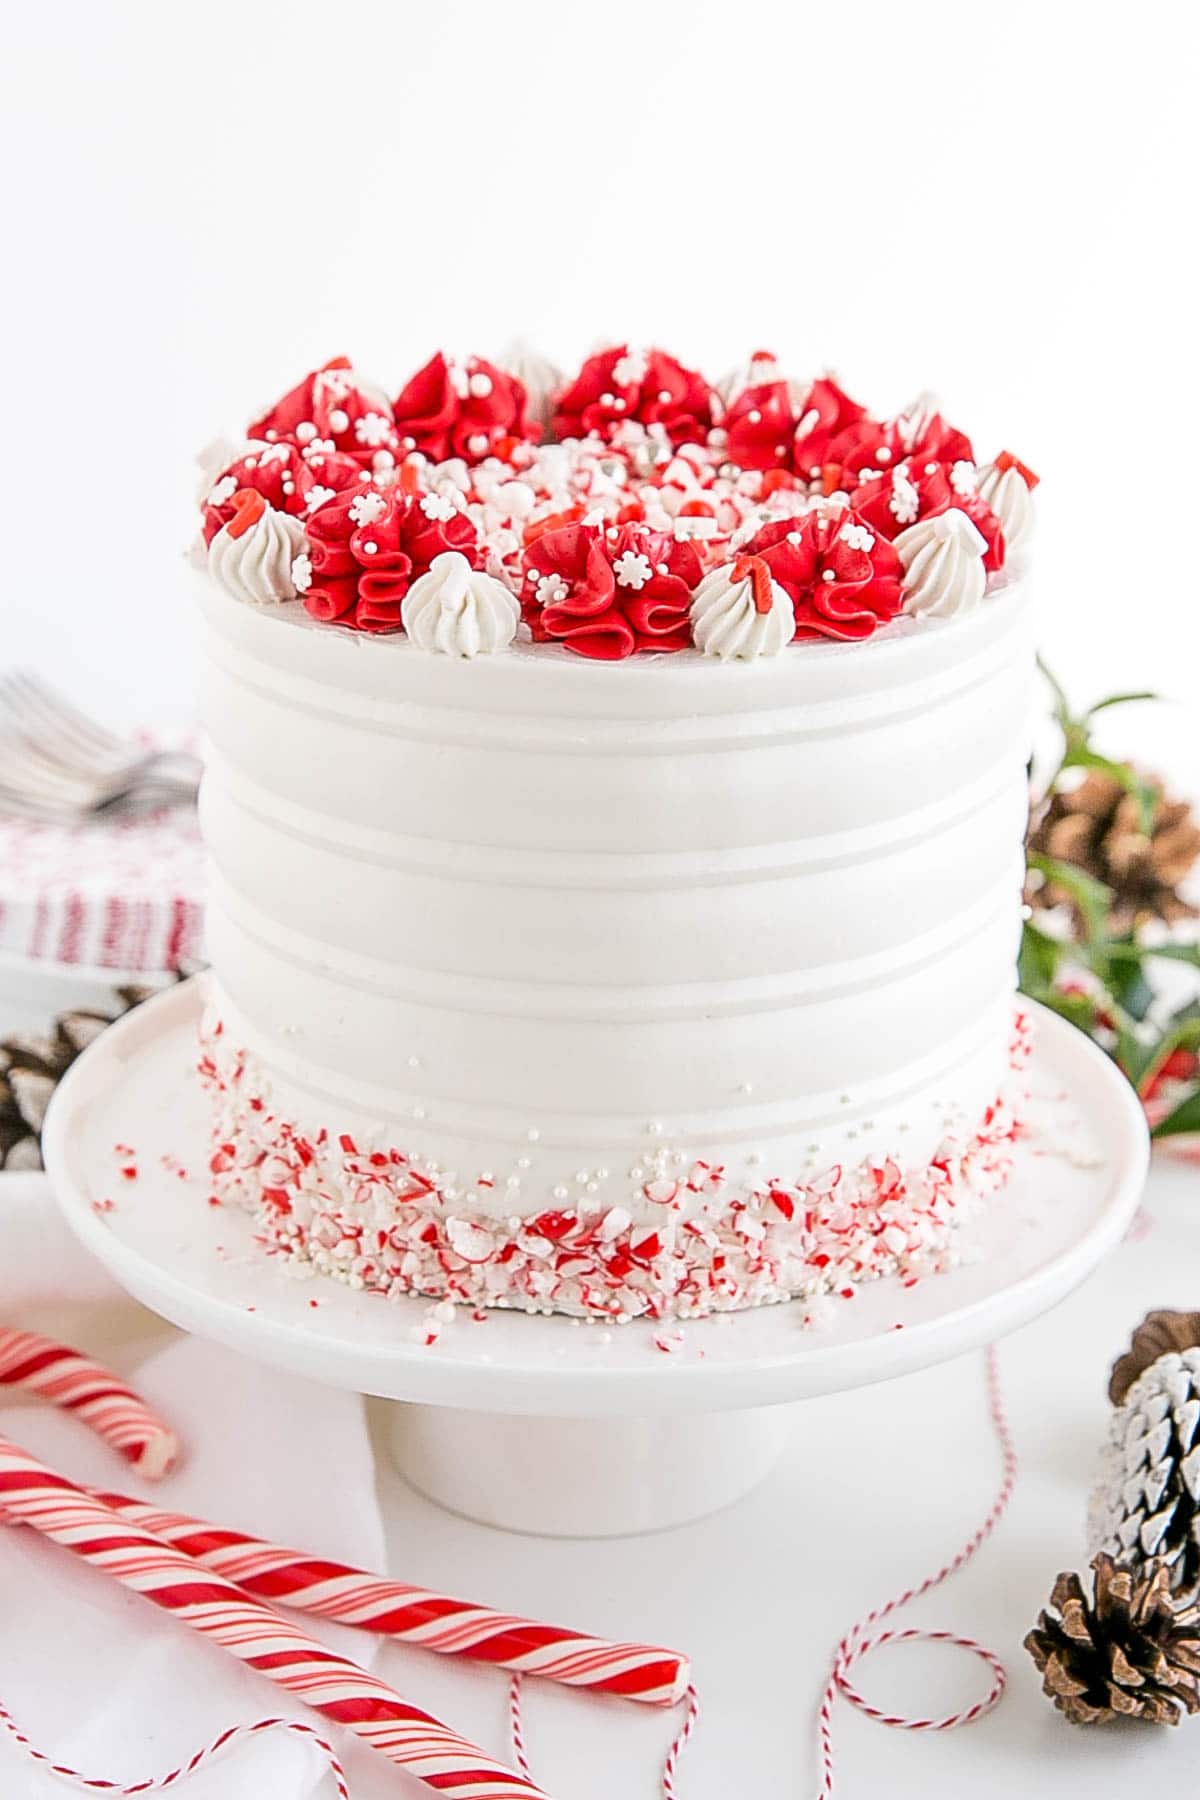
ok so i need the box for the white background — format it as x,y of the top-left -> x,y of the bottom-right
1,0 -> 1198,778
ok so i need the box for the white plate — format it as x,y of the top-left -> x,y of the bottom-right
43,976 -> 1149,1417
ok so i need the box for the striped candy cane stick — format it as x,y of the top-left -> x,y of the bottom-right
0,1436 -> 549,1800
92,1490 -> 689,1706
0,1329 -> 178,1477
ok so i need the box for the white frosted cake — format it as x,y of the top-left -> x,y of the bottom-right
194,346 -> 1038,1326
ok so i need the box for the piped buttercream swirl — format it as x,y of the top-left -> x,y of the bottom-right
894,508 -> 989,619
498,342 -> 563,429
401,551 -> 520,657
975,456 -> 1036,557
690,556 -> 796,660
207,494 -> 308,606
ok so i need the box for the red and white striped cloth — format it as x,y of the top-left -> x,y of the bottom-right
0,804 -> 203,972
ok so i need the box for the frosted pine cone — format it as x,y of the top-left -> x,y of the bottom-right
1089,1347 -> 1200,1599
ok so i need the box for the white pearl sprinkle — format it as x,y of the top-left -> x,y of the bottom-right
527,1128 -> 540,1143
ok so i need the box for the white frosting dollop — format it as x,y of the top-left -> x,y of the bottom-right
207,503 -> 308,606
498,342 -> 563,428
401,551 -> 520,657
690,560 -> 796,661
894,508 -> 989,620
975,460 -> 1035,557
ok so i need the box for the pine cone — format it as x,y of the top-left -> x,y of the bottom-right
0,986 -> 169,1172
1025,1553 -> 1200,1724
1111,1311 -> 1200,1405
1090,1345 -> 1200,1598
1027,769 -> 1200,935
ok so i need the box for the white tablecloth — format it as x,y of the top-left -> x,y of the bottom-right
1,1161 -> 1198,1799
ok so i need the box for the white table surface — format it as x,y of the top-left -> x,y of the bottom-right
3,1153 -> 1198,1797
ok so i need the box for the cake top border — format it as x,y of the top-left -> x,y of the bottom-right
196,345 -> 1037,664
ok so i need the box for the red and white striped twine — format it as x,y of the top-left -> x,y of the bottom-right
0,1698 -> 350,1798
815,1343 -> 1017,1799
506,1671 -> 701,1798
661,1681 -> 701,1798
509,1673 -> 532,1782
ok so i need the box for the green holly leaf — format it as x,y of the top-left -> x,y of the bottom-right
1144,942 -> 1200,970
1151,1087 -> 1200,1140
1018,919 -> 1063,995
1107,956 -> 1156,1024
1026,852 -> 1113,943
1084,690 -> 1159,718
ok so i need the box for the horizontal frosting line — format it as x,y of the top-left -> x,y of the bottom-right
203,750 -> 1023,888
208,866 -> 1021,1021
204,607 -> 1032,756
211,978 -> 1010,1151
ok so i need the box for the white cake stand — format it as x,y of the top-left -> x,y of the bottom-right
42,978 -> 1149,1537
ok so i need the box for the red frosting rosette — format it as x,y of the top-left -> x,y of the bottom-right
551,346 -> 718,450
391,352 -> 535,464
899,406 -> 974,468
739,508 -> 904,641
724,375 -> 885,485
301,487 -> 484,633
790,377 -> 872,478
201,443 -> 362,545
521,523 -> 703,660
723,378 -> 796,471
849,461 -> 1006,571
247,357 -> 400,470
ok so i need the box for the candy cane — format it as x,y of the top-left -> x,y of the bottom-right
92,1489 -> 689,1706
0,1329 -> 178,1477
0,1436 -> 548,1800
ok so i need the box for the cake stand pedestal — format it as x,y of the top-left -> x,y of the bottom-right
42,980 -> 1148,1537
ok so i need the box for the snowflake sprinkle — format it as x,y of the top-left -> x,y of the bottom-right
348,489 -> 388,526
354,412 -> 394,448
420,493 -> 458,523
838,521 -> 876,553
535,572 -> 569,606
291,552 -> 313,593
613,549 -> 653,590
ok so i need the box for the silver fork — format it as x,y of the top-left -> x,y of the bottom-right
0,672 -> 202,823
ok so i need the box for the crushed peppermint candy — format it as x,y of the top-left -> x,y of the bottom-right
196,1012 -> 1031,1327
